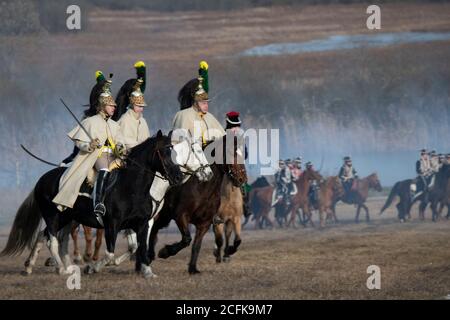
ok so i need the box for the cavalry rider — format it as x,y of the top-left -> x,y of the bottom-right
172,61 -> 225,146
416,149 -> 432,192
172,61 -> 225,224
224,110 -> 251,217
339,156 -> 359,198
272,159 -> 295,207
291,157 -> 302,181
118,79 -> 150,149
53,79 -> 126,217
306,161 -> 319,206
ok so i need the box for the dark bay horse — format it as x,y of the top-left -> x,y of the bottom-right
147,134 -> 247,274
1,131 -> 183,278
247,177 -> 274,229
332,173 -> 382,222
379,178 -> 415,222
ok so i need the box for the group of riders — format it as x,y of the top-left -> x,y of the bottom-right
52,60 -> 243,224
272,155 -> 359,208
271,148 -> 450,211
414,149 -> 450,198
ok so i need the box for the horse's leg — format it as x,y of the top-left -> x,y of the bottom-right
287,204 -> 298,228
86,224 -> 117,274
431,200 -> 438,222
71,224 -> 82,264
188,224 -> 209,274
302,205 -> 314,228
93,228 -> 103,261
158,215 -> 192,259
418,201 -> 427,221
23,230 -> 46,275
225,216 -> 242,259
222,220 -> 233,262
135,219 -> 157,278
59,223 -> 73,269
355,205 -> 361,223
363,204 -> 370,222
83,226 -> 94,262
112,229 -> 138,266
213,224 -> 224,263
46,231 -> 70,275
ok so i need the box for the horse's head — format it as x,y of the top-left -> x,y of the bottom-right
172,138 -> 213,182
304,167 -> 323,182
152,130 -> 184,186
368,173 -> 382,192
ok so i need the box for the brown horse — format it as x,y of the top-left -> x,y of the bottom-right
287,167 -> 323,228
310,176 -> 345,227
213,174 -> 244,263
148,135 -> 247,274
332,173 -> 382,222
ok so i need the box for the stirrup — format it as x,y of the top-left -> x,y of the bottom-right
94,203 -> 106,216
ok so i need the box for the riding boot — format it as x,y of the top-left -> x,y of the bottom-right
93,170 -> 109,216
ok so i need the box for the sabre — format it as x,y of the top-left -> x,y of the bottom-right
60,98 -> 97,145
21,144 -> 59,167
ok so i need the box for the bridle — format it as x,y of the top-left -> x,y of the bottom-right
177,141 -> 211,177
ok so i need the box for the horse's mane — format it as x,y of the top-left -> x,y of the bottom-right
126,136 -> 158,167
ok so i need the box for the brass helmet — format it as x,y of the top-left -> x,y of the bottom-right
194,77 -> 209,102
98,80 -> 117,109
129,78 -> 147,107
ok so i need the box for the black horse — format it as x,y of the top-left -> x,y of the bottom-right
380,165 -> 450,222
1,131 -> 183,278
146,134 -> 248,274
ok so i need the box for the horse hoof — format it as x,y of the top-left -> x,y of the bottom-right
188,267 -> 201,274
73,255 -> 83,265
57,268 -> 69,275
83,254 -> 93,263
45,257 -> 56,267
21,269 -> 32,276
141,265 -> 157,279
222,256 -> 231,263
158,247 -> 170,259
84,264 -> 95,274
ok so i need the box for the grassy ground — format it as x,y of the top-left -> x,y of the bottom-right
0,197 -> 450,300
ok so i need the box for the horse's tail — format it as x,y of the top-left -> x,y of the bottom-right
379,183 -> 399,215
0,189 -> 42,257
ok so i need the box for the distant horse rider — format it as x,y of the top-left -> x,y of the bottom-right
339,156 -> 358,201
305,162 -> 319,206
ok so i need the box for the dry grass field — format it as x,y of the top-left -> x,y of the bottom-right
1,197 -> 450,300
